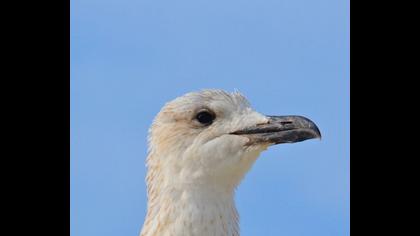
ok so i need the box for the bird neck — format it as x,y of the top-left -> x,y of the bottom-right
141,183 -> 239,236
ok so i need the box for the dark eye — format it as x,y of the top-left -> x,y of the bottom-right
196,111 -> 215,125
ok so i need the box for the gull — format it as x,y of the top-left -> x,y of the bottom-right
140,89 -> 321,236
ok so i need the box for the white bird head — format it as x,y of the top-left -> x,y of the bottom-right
146,89 -> 320,191
141,89 -> 320,236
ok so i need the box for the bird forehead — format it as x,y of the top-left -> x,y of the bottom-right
165,90 -> 251,114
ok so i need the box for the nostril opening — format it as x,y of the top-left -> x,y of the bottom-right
280,121 -> 293,125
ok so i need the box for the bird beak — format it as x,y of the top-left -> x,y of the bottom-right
230,115 -> 321,145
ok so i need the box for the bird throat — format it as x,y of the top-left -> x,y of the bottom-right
140,184 -> 240,236
140,141 -> 263,236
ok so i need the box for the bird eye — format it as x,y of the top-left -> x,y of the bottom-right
196,111 -> 215,125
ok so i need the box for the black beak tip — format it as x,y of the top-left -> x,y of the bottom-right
311,123 -> 322,140
300,115 -> 322,140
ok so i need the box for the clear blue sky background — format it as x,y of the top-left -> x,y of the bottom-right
70,0 -> 349,235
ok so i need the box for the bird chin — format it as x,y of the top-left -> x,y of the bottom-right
237,137 -> 269,155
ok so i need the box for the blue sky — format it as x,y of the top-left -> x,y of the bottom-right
70,0 -> 349,235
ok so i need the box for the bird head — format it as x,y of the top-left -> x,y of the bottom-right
146,90 -> 321,191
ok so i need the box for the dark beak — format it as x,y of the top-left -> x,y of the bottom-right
230,115 -> 321,145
